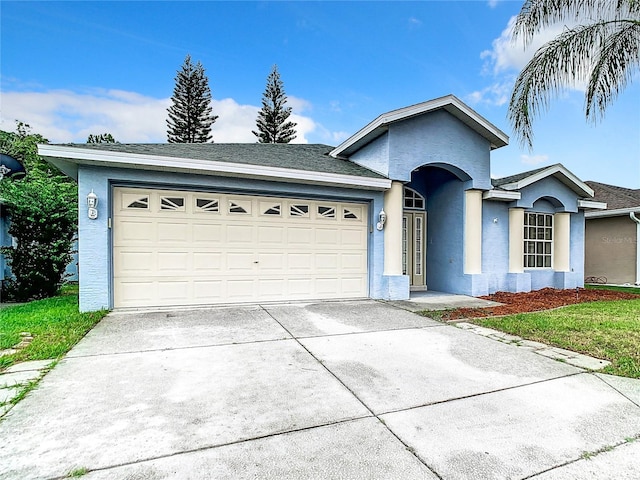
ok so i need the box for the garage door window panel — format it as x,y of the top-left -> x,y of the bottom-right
195,198 -> 219,213
160,196 -> 185,211
318,205 -> 336,219
122,193 -> 149,210
229,199 -> 251,214
290,204 -> 309,217
261,202 -> 281,216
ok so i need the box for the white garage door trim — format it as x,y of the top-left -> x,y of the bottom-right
113,187 -> 369,308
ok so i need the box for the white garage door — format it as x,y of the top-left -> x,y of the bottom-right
113,187 -> 369,308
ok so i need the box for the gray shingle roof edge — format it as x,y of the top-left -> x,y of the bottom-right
55,143 -> 387,179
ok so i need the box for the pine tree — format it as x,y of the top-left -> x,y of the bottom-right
253,65 -> 297,143
87,133 -> 116,143
167,55 -> 218,143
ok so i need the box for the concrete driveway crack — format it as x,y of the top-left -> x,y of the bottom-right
259,305 -> 445,480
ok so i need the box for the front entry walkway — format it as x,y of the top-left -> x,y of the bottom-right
388,289 -> 502,312
0,300 -> 639,479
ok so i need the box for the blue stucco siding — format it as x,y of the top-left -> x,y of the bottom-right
481,200 -> 510,293
349,134 -> 390,177
77,165 -> 384,312
412,168 -> 466,293
347,110 -> 492,190
516,176 -> 580,213
387,110 -> 492,190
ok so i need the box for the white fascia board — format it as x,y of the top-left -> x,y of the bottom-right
329,94 -> 509,157
38,145 -> 391,190
482,189 -> 521,201
499,164 -> 594,198
578,200 -> 607,210
585,206 -> 640,218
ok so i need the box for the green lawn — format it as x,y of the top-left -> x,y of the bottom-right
473,299 -> 640,378
586,284 -> 640,295
0,286 -> 107,371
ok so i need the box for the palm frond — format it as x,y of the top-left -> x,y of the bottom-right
513,0 -> 638,46
586,20 -> 640,120
509,22 -> 612,148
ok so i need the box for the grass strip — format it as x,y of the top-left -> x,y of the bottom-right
586,284 -> 640,295
0,287 -> 107,371
471,299 -> 640,379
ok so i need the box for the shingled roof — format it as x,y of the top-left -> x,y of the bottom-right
66,143 -> 385,179
491,164 -> 553,188
585,181 -> 640,210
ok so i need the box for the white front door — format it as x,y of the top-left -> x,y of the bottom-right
402,211 -> 426,289
112,187 -> 369,308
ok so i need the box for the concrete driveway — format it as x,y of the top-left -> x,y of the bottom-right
1,300 -> 639,479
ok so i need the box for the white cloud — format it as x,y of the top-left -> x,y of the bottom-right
487,0 -> 499,8
466,79 -> 513,107
521,153 -> 549,165
470,15 -> 587,107
480,16 -> 569,76
0,88 -> 318,144
0,89 -> 170,143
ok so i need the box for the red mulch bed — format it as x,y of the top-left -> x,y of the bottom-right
440,287 -> 640,321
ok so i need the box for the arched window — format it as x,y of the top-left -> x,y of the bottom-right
404,187 -> 425,210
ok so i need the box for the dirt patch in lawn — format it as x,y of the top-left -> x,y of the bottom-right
437,287 -> 640,321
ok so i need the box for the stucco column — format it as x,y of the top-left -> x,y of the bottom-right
509,208 -> 525,273
464,190 -> 483,274
554,212 -> 570,272
383,181 -> 404,275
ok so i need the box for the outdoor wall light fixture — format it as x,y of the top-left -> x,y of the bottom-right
87,190 -> 98,220
376,209 -> 387,231
493,218 -> 499,224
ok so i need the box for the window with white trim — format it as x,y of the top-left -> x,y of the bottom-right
404,187 -> 425,210
524,213 -> 553,268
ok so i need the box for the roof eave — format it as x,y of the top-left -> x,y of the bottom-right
585,206 -> 640,218
37,144 -> 391,191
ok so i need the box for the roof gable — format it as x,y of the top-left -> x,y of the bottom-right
492,163 -> 594,198
329,94 -> 509,158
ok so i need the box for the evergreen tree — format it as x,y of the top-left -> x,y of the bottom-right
167,54 -> 218,143
87,133 -> 116,143
253,65 -> 297,143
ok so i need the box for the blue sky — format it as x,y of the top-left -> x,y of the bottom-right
1,0 -> 639,187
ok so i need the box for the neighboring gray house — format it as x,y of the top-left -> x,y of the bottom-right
38,95 -> 603,312
584,181 -> 640,285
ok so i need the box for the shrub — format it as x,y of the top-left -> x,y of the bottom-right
0,125 -> 78,301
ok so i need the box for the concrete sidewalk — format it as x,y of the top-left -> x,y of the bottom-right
0,300 -> 639,479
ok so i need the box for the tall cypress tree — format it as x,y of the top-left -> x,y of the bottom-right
167,54 -> 218,143
253,65 -> 297,143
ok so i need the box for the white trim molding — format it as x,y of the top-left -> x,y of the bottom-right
38,144 -> 392,191
330,94 -> 509,158
483,189 -> 521,202
585,206 -> 640,218
577,199 -> 607,210
499,164 -> 594,198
